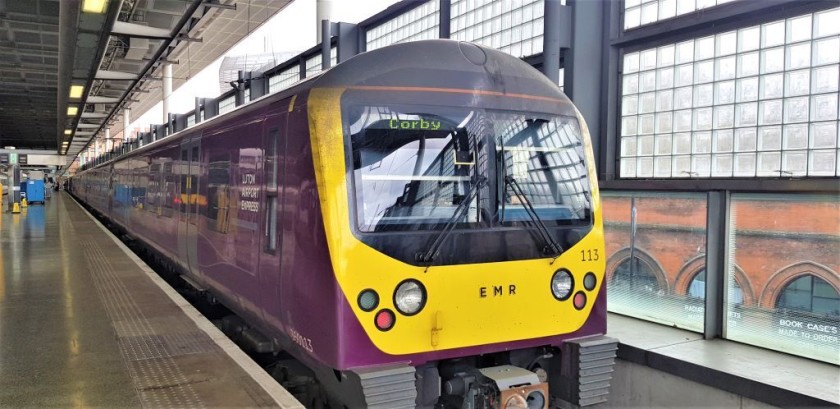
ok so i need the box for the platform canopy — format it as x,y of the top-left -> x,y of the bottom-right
0,0 -> 291,160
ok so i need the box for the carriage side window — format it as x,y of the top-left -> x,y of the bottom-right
134,168 -> 147,210
190,146 -> 200,225
179,150 -> 189,214
146,164 -> 161,213
162,162 -> 176,217
207,153 -> 231,233
264,128 -> 280,252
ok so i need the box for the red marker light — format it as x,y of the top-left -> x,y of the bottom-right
375,309 -> 395,331
573,292 -> 587,310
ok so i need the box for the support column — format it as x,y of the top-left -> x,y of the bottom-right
705,191 -> 731,339
162,63 -> 173,124
234,71 -> 248,106
316,0 -> 333,42
542,0 -> 563,84
336,22 -> 359,63
439,0 -> 451,39
11,164 -> 20,205
105,129 -> 112,153
565,0 -> 605,173
322,20 -> 332,70
123,108 -> 131,145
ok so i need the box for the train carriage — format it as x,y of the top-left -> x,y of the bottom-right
72,40 -> 614,409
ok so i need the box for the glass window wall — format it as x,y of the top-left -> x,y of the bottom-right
218,96 -> 236,115
366,1 -> 440,51
624,0 -> 740,31
451,0 -> 544,58
726,193 -> 839,364
620,7 -> 840,178
603,191 -> 708,332
304,48 -> 338,78
269,67 -> 300,94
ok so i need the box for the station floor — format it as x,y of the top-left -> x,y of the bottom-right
0,193 -> 301,408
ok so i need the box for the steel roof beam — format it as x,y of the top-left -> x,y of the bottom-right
86,96 -> 120,103
203,1 -> 237,10
95,70 -> 139,80
80,112 -> 108,119
111,21 -> 171,39
67,0 -> 208,170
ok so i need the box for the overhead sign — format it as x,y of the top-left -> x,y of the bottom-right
18,154 -> 27,165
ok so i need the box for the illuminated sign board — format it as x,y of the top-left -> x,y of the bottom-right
388,119 -> 442,130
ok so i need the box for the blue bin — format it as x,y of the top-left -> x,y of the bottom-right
25,180 -> 45,204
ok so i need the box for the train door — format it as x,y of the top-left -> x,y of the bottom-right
107,164 -> 115,216
258,104 -> 288,327
178,137 -> 201,275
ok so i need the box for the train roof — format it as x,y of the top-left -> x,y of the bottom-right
313,40 -> 575,115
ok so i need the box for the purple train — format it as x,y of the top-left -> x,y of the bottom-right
72,40 -> 613,408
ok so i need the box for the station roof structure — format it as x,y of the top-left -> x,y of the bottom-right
0,0 -> 291,161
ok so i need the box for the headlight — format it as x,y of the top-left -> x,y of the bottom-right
551,269 -> 574,300
505,395 -> 528,409
394,279 -> 426,316
527,391 -> 546,409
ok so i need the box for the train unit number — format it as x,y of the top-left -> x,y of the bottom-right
288,326 -> 314,353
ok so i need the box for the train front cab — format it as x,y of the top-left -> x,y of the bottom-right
307,41 -> 615,408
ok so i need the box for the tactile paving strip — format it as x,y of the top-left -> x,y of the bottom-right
118,333 -> 218,361
58,198 -> 293,409
82,239 -> 205,408
161,332 -> 218,356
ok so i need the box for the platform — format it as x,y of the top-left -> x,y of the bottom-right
0,194 -> 302,408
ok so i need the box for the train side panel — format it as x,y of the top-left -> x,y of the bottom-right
129,143 -> 181,267
196,105 -> 266,322
274,92 -> 345,368
71,87 -> 346,370
255,98 -> 289,334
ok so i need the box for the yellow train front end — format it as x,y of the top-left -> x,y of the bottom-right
310,86 -> 605,352
305,40 -> 612,408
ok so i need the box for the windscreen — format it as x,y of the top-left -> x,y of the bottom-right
346,105 -> 591,233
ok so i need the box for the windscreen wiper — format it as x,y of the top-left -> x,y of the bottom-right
416,175 -> 487,266
504,175 -> 563,258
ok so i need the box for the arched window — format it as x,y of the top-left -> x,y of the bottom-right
776,275 -> 840,317
611,256 -> 662,294
688,269 -> 744,305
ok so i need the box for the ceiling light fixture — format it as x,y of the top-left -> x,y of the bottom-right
67,106 -> 78,116
64,129 -> 72,135
69,85 -> 84,99
81,0 -> 107,14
